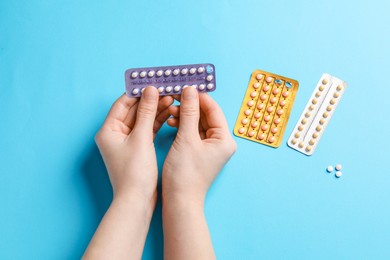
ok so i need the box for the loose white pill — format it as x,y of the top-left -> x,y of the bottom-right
148,70 -> 155,77
158,87 -> 164,93
165,69 -> 172,76
165,86 -> 173,92
335,164 -> 342,171
181,68 -> 188,75
198,84 -> 205,90
189,68 -> 196,74
197,67 -> 205,73
174,85 -> 181,92
156,70 -> 163,77
132,88 -> 139,95
327,166 -> 334,172
335,171 -> 343,178
173,69 -> 180,76
140,71 -> 147,78
207,83 -> 214,90
131,71 -> 138,78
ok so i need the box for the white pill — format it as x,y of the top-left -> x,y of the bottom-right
141,87 -> 146,93
132,88 -> 139,95
174,85 -> 181,92
148,70 -> 155,77
206,75 -> 213,82
173,69 -> 180,76
158,87 -> 164,93
198,84 -> 205,90
327,166 -> 334,173
335,171 -> 343,178
335,164 -> 342,171
181,68 -> 188,75
140,71 -> 147,78
256,74 -> 264,80
191,84 -> 198,88
131,71 -> 138,78
189,68 -> 196,74
197,67 -> 205,73
165,86 -> 173,92
156,70 -> 163,77
165,69 -> 172,76
207,83 -> 214,90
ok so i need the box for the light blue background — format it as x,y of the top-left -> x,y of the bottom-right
1,0 -> 389,259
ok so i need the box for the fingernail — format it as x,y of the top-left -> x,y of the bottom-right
143,86 -> 158,100
183,85 -> 197,100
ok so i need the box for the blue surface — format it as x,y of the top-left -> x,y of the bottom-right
1,0 -> 389,259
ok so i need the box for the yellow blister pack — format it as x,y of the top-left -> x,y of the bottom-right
234,70 -> 299,148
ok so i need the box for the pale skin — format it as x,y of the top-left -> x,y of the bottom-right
83,86 -> 236,259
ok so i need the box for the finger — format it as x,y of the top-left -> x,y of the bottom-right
153,107 -> 171,134
178,86 -> 200,137
132,87 -> 159,137
104,94 -> 138,128
168,105 -> 180,118
167,117 -> 179,128
199,93 -> 229,131
157,96 -> 174,115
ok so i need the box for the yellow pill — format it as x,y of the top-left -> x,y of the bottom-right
294,132 -> 300,138
319,85 -> 325,91
326,106 -> 332,111
315,92 -> 321,97
298,142 -> 304,148
322,79 -> 328,85
301,118 -> 307,124
298,125 -> 304,131
323,112 -> 329,118
291,139 -> 297,145
309,139 -> 315,145
334,92 -> 340,98
330,99 -> 336,105
309,105 -> 315,111
313,132 -> 319,138
305,112 -> 311,118
306,146 -> 312,152
336,85 -> 342,91
312,99 -> 317,105
316,126 -> 322,132
319,119 -> 325,125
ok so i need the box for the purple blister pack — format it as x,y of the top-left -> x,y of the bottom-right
125,63 -> 216,97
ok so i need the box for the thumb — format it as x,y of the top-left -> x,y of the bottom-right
178,86 -> 200,138
133,86 -> 159,138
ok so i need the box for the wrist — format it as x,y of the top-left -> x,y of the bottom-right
113,189 -> 157,217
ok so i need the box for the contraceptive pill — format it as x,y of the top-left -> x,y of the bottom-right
335,171 -> 343,178
327,166 -> 334,172
287,73 -> 347,155
335,164 -> 342,171
234,69 -> 299,148
125,64 -> 216,97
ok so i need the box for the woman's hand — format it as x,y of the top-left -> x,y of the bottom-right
162,86 -> 236,260
95,87 -> 173,204
84,87 -> 173,260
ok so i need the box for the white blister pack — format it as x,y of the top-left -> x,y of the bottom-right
287,73 -> 347,155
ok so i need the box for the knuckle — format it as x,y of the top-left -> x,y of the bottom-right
138,103 -> 156,117
180,105 -> 198,117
